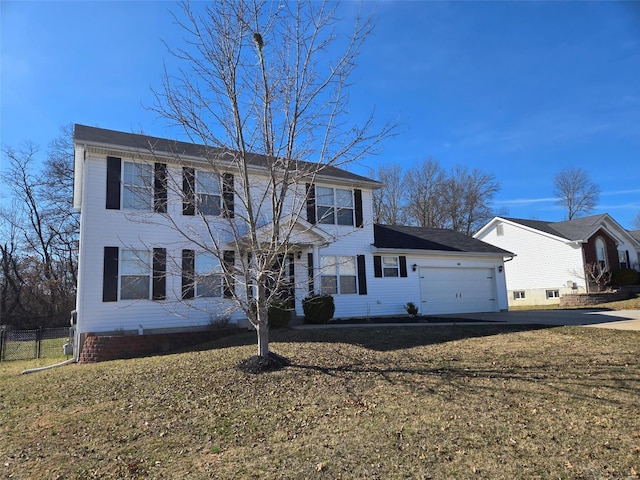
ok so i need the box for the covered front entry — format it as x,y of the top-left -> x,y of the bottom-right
419,267 -> 498,315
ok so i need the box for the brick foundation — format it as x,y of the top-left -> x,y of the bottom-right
559,290 -> 632,307
78,327 -> 241,363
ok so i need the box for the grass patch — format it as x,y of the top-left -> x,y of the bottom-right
1,325 -> 639,479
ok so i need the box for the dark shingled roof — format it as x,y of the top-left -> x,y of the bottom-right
373,224 -> 513,256
74,124 -> 380,186
504,214 -> 611,242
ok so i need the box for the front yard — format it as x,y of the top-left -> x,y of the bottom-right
1,325 -> 639,479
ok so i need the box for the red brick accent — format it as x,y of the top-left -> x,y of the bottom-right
78,328 -> 240,363
559,290 -> 631,307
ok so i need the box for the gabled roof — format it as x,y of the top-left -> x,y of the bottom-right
73,124 -> 381,187
504,214 -> 630,243
373,224 -> 514,256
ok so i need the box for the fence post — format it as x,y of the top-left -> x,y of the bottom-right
36,327 -> 42,359
0,329 -> 5,362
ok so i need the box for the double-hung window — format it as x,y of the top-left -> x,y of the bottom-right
382,256 -> 399,277
320,255 -> 357,295
123,162 -> 153,210
120,249 -> 151,300
316,187 -> 354,226
196,171 -> 221,216
195,252 -> 223,297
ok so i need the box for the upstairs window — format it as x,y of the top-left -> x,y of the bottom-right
316,187 -> 354,226
123,162 -> 153,210
196,171 -> 221,216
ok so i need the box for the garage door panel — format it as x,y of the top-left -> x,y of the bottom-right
419,267 -> 497,315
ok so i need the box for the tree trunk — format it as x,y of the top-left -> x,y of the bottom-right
256,319 -> 269,357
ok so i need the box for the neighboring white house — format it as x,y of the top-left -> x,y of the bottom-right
474,215 -> 640,307
73,124 -> 512,357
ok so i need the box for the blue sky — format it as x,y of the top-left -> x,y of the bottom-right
2,1 -> 639,229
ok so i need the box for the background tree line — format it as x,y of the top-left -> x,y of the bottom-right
372,158 -> 506,235
1,125 -> 78,329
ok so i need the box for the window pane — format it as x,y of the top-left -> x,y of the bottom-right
123,186 -> 152,210
196,253 -> 221,275
335,189 -> 353,208
339,276 -> 357,294
197,171 -> 220,194
121,275 -> 150,299
383,268 -> 399,277
121,250 -> 149,275
336,208 -> 354,226
123,162 -> 151,187
316,187 -> 334,206
320,256 -> 336,275
198,194 -> 221,216
321,276 -> 337,295
197,275 -> 222,297
383,256 -> 398,267
317,206 -> 335,224
338,256 -> 356,275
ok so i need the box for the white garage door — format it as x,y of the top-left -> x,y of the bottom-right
419,267 -> 497,315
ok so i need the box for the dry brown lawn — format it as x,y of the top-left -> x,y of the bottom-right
1,325 -> 639,479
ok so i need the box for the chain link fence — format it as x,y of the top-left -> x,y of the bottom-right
0,327 -> 71,361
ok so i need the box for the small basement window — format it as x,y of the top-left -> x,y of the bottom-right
513,291 -> 525,300
546,290 -> 560,299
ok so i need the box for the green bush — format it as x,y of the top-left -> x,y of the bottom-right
611,269 -> 639,286
405,302 -> 419,316
302,294 -> 335,324
268,301 -> 291,329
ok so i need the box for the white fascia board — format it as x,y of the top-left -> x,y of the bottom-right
473,217 -> 501,238
372,247 -> 514,260
73,144 -> 85,210
499,217 -> 578,245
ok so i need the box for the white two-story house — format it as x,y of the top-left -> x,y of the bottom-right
73,124 -> 512,358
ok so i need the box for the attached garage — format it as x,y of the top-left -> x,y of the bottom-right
419,267 -> 498,315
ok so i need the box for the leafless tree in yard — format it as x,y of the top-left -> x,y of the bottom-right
149,0 -> 394,359
403,158 -> 447,229
372,163 -> 407,225
553,166 -> 600,220
632,211 -> 640,230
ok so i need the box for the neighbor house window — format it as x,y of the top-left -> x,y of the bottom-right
123,162 -> 153,210
619,250 -> 629,270
195,252 -> 223,297
316,187 -> 354,226
320,255 -> 357,294
595,237 -> 607,269
546,290 -> 560,299
513,291 -> 525,300
120,249 -> 151,300
196,170 -> 222,216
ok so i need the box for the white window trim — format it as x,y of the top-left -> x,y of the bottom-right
513,291 -> 525,300
546,290 -> 560,299
382,255 -> 400,277
196,170 -> 222,216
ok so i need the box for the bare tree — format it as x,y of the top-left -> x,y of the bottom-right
553,166 -> 600,220
150,0 -> 393,359
403,158 -> 447,228
632,211 -> 640,230
0,126 -> 78,328
372,163 -> 406,225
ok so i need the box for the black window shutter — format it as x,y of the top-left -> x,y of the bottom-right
154,163 -> 168,213
306,183 -> 316,224
307,252 -> 314,295
399,256 -> 408,277
183,167 -> 195,216
373,255 -> 382,278
223,250 -> 235,298
106,157 -> 121,210
103,246 -> 119,302
357,255 -> 367,295
222,173 -> 235,218
182,249 -> 195,299
354,189 -> 363,228
152,248 -> 166,300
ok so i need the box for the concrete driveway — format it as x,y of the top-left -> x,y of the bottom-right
436,309 -> 640,331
